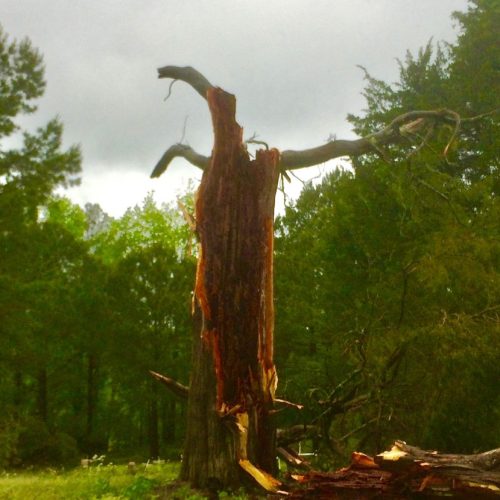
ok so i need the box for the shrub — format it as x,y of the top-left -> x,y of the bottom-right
16,417 -> 79,466
0,411 -> 22,468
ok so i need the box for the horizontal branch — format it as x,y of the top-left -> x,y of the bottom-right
274,397 -> 304,410
149,370 -> 189,399
280,138 -> 373,170
157,65 -> 214,100
382,441 -> 500,471
280,109 -> 458,170
150,110 -> 461,177
150,143 -> 209,178
152,65 -> 498,178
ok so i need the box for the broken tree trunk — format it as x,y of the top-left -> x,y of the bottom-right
166,79 -> 281,491
290,441 -> 500,498
151,66 -> 497,494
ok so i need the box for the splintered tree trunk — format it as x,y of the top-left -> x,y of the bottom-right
180,88 -> 281,490
151,65 -> 491,495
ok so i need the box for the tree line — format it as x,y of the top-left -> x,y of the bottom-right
0,0 -> 498,469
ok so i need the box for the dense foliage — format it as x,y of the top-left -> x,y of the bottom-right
0,25 -> 195,466
0,0 -> 498,469
275,0 -> 499,463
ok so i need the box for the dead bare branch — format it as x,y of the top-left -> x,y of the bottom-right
150,143 -> 209,178
245,133 -> 269,150
157,65 -> 213,100
280,109 -> 459,170
274,398 -> 304,410
163,79 -> 178,101
442,109 -> 461,160
277,446 -> 312,470
153,66 -> 499,181
149,370 -> 189,399
462,107 -> 499,123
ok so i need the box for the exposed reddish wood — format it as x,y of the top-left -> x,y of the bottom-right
289,441 -> 500,498
195,88 -> 280,412
290,469 -> 395,499
171,84 -> 281,491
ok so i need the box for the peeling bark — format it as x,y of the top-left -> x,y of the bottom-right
175,86 -> 281,491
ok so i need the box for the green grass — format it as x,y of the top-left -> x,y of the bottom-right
0,461 -> 252,499
0,461 -> 191,499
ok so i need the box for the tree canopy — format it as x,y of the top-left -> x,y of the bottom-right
274,0 -> 499,461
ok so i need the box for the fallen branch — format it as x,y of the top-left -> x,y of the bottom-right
274,398 -> 304,411
149,370 -> 189,399
377,440 -> 500,473
289,441 -> 500,498
278,446 -> 312,470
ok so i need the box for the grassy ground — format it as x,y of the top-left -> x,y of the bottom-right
0,461 -> 245,499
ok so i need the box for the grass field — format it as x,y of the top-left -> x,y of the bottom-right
0,461 -> 242,499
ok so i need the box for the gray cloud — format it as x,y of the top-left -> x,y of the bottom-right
2,0 -> 468,214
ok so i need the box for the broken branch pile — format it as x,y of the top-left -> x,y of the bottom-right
289,441 -> 500,498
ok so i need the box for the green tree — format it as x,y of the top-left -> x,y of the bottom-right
95,196 -> 195,459
0,24 -> 82,345
148,1 -> 498,487
275,0 -> 499,462
0,25 -> 80,228
0,26 -> 82,466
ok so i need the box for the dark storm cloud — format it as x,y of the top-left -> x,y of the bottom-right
2,0 -> 468,213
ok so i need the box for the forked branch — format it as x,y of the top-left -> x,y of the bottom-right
151,65 -> 498,179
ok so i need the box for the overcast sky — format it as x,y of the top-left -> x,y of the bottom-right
3,0 -> 469,217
